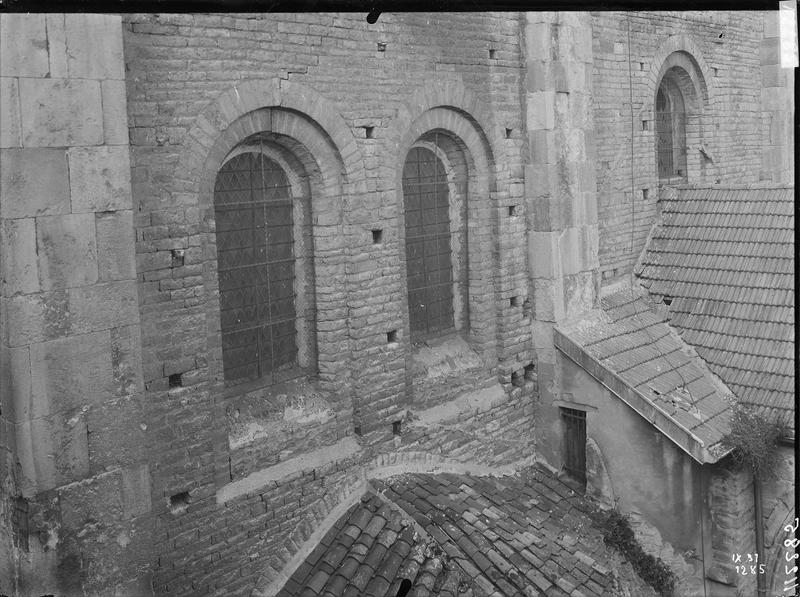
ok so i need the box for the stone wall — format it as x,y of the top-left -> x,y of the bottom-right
0,14 -> 152,597
591,11 -> 767,283
121,12 -> 538,596
760,8 -> 795,183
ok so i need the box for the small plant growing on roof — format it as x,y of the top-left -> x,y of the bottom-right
588,506 -> 676,596
719,402 -> 785,481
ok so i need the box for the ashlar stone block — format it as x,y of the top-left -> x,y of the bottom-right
19,78 -> 103,147
101,80 -> 130,146
0,77 -> 22,148
0,14 -> 49,78
65,14 -> 125,80
67,146 -> 132,213
29,331 -> 113,418
96,210 -> 136,281
69,280 -> 139,333
1,218 -> 39,295
0,148 -> 70,218
0,345 -> 32,423
36,213 -> 98,290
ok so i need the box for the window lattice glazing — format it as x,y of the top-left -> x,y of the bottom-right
214,152 -> 297,383
656,85 -> 687,181
403,146 -> 454,338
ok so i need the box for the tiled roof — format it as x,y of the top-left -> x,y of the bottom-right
635,186 -> 794,429
556,287 -> 734,463
277,465 -> 643,597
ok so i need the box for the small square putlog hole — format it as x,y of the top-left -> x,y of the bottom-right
489,48 -> 496,59
392,420 -> 402,435
642,189 -> 649,200
169,491 -> 190,513
524,363 -> 536,381
364,126 -> 375,139
510,295 -> 521,308
508,205 -> 518,217
372,229 -> 383,244
387,330 -> 398,344
505,128 -> 513,138
511,370 -> 524,387
168,373 -> 183,388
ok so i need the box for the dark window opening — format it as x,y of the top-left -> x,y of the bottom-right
403,146 -> 455,339
354,425 -> 362,436
505,128 -> 513,138
489,49 -> 496,59
372,229 -> 383,244
214,151 -> 298,384
392,420 -> 402,435
642,189 -> 649,200
510,295 -> 520,308
396,579 -> 413,597
561,407 -> 586,486
364,126 -> 375,139
655,82 -> 687,182
663,295 -> 673,306
508,205 -> 518,217
168,373 -> 183,388
387,330 -> 398,344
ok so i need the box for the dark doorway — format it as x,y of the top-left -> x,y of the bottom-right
561,407 -> 587,485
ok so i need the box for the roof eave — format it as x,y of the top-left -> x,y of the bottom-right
554,328 -> 727,465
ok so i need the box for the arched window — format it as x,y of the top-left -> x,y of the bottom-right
402,133 -> 469,340
655,76 -> 688,182
213,143 -> 314,384
403,146 -> 454,337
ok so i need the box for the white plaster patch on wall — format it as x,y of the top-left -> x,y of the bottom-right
217,436 -> 361,504
228,394 -> 334,449
410,335 -> 484,380
408,382 -> 506,427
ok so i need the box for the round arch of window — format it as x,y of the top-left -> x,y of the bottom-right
212,134 -> 317,387
402,129 -> 473,341
654,51 -> 709,184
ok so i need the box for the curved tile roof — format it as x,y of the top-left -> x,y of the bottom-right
277,466 -> 646,597
635,185 -> 795,429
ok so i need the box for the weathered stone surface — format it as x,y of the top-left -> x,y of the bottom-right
111,325 -> 144,397
0,148 -> 70,218
0,14 -> 49,78
0,77 -> 22,148
88,395 -> 146,473
101,80 -> 130,145
36,213 -> 98,290
1,218 -> 39,295
16,411 -> 90,491
65,14 -> 125,80
1,290 -> 71,347
29,331 -> 113,418
19,78 -> 103,147
67,146 -> 133,213
96,211 -> 137,281
44,14 -> 68,78
69,280 -> 140,332
121,464 -> 152,519
0,344 -> 31,423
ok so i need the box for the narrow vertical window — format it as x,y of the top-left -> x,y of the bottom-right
561,407 -> 587,486
655,78 -> 687,182
403,147 -> 454,338
214,152 -> 297,383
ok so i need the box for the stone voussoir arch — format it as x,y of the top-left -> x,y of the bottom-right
646,34 -> 714,109
391,78 -> 499,177
174,78 -> 366,195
